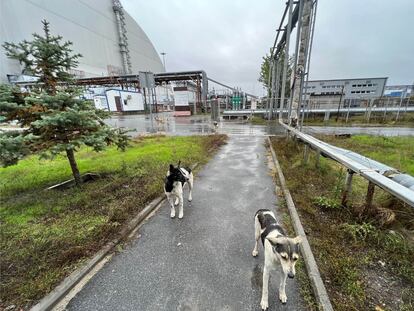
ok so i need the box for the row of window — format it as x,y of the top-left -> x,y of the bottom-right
321,92 -> 342,95
322,85 -> 343,89
352,83 -> 376,87
351,90 -> 376,94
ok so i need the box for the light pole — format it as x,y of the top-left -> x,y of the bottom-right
160,52 -> 169,110
160,52 -> 167,71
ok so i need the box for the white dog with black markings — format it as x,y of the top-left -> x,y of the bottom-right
164,162 -> 193,219
252,209 -> 302,310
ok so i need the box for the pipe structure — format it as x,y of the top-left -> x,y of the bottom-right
279,0 -> 294,122
279,121 -> 414,207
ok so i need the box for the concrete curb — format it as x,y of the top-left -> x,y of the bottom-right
267,137 -> 334,311
31,162 -> 200,311
30,195 -> 165,311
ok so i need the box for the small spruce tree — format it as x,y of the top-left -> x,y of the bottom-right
1,20 -> 128,185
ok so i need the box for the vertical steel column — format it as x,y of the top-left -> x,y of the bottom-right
280,0 -> 294,123
341,170 -> 354,206
267,61 -> 274,120
291,0 -> 312,127
270,60 -> 278,119
201,71 -> 208,111
274,58 -> 282,119
315,149 -> 320,168
396,89 -> 405,121
300,0 -> 318,130
365,181 -> 375,212
289,0 -> 304,122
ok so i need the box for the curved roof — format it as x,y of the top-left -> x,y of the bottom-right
0,0 -> 164,82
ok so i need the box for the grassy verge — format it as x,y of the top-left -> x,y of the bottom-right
0,134 -> 227,309
270,136 -> 414,311
303,112 -> 414,127
319,135 -> 414,175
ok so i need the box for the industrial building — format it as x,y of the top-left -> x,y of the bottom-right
0,0 -> 164,83
304,77 -> 387,108
384,85 -> 413,98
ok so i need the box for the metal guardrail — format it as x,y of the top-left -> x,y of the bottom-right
279,121 -> 414,207
223,107 -> 414,116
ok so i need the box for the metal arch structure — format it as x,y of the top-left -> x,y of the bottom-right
268,0 -> 318,125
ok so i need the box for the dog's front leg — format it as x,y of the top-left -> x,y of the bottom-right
175,183 -> 184,219
166,193 -> 176,218
260,266 -> 270,310
279,270 -> 288,304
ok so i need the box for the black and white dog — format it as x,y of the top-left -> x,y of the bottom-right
252,209 -> 302,310
164,162 -> 194,219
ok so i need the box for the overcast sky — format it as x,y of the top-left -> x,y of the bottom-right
122,0 -> 414,96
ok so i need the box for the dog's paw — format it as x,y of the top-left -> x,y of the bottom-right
252,250 -> 258,257
260,299 -> 269,310
279,292 -> 287,304
188,197 -> 192,202
178,212 -> 184,219
170,210 -> 176,218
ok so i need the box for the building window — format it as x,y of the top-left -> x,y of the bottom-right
368,84 -> 372,87
352,84 -> 356,87
351,91 -> 355,94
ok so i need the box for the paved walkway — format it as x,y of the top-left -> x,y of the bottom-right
67,136 -> 304,310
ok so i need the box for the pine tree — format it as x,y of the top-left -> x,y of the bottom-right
1,20 -> 128,185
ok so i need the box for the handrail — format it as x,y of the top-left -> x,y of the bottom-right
279,121 -> 414,207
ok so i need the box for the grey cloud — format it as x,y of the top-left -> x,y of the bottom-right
122,0 -> 414,96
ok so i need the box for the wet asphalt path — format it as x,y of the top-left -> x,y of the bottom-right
66,136 -> 304,311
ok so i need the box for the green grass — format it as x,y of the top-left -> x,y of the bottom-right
271,136 -> 414,311
303,112 -> 414,127
320,135 -> 414,176
0,134 -> 227,309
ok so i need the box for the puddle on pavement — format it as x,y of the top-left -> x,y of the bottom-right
251,264 -> 263,289
105,112 -> 412,137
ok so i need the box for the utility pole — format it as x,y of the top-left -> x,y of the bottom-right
280,0 -> 294,122
291,0 -> 312,127
335,84 -> 345,122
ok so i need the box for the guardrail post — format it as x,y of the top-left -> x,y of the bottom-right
365,181 -> 375,212
341,170 -> 354,206
315,149 -> 320,168
303,144 -> 309,164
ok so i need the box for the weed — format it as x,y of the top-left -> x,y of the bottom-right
340,222 -> 377,242
313,196 -> 341,210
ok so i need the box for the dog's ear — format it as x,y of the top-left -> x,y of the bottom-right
293,236 -> 302,245
169,164 -> 174,172
266,236 -> 285,246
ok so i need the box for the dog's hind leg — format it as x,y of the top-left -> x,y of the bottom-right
279,270 -> 288,304
187,173 -> 193,202
252,214 -> 260,257
166,193 -> 176,218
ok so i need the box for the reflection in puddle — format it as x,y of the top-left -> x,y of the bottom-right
105,112 -> 284,137
251,264 -> 262,289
